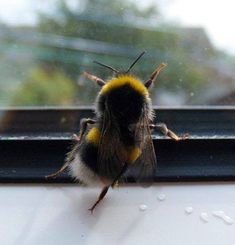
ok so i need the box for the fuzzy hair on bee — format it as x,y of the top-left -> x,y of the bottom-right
46,51 -> 188,212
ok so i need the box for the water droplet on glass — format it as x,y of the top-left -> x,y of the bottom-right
157,194 -> 166,201
212,211 -> 233,225
60,117 -> 67,123
212,210 -> 225,218
139,204 -> 147,211
223,215 -> 234,225
200,212 -> 209,223
185,206 -> 193,214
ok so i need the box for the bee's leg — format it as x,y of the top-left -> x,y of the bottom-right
72,134 -> 81,141
151,123 -> 189,141
83,72 -> 106,87
144,63 -> 167,88
88,186 -> 109,213
73,118 -> 96,141
46,119 -> 96,179
88,163 -> 128,213
45,162 -> 69,179
111,163 -> 128,188
111,181 -> 119,189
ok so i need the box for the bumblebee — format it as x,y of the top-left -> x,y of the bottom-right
46,52 -> 188,212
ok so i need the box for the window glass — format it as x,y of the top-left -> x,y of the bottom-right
0,0 -> 234,106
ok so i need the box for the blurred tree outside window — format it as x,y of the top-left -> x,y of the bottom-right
0,0 -> 235,106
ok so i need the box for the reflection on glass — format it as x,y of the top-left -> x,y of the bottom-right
0,0 -> 234,106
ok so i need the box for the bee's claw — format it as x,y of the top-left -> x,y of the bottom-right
111,181 -> 119,188
88,207 -> 95,214
45,163 -> 69,179
45,173 -> 57,179
180,133 -> 189,140
72,134 -> 81,141
88,186 -> 109,214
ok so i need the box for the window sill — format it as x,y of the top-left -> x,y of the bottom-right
0,106 -> 234,183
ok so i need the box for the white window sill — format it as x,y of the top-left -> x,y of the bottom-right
1,183 -> 235,245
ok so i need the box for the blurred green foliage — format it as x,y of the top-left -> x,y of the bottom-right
36,0 -> 211,104
12,67 -> 77,106
0,0 -> 232,106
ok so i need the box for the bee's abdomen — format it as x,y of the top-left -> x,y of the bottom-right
68,127 -> 102,185
80,141 -> 99,173
85,127 -> 101,146
79,127 -> 101,173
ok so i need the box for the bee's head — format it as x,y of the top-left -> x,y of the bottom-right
96,75 -> 151,125
94,52 -> 152,125
91,52 -> 165,124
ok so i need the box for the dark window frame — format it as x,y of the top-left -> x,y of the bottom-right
0,106 -> 235,183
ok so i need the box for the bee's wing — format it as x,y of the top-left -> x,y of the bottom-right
97,109 -> 126,180
97,107 -> 156,183
127,110 -> 157,184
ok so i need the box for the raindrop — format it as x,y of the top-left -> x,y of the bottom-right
139,204 -> 148,211
200,212 -> 209,223
157,194 -> 166,201
185,207 -> 193,214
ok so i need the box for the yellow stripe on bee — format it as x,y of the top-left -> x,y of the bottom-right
120,146 -> 142,164
128,147 -> 142,164
85,127 -> 101,145
100,75 -> 149,98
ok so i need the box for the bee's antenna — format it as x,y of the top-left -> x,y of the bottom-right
93,61 -> 119,73
126,51 -> 145,73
